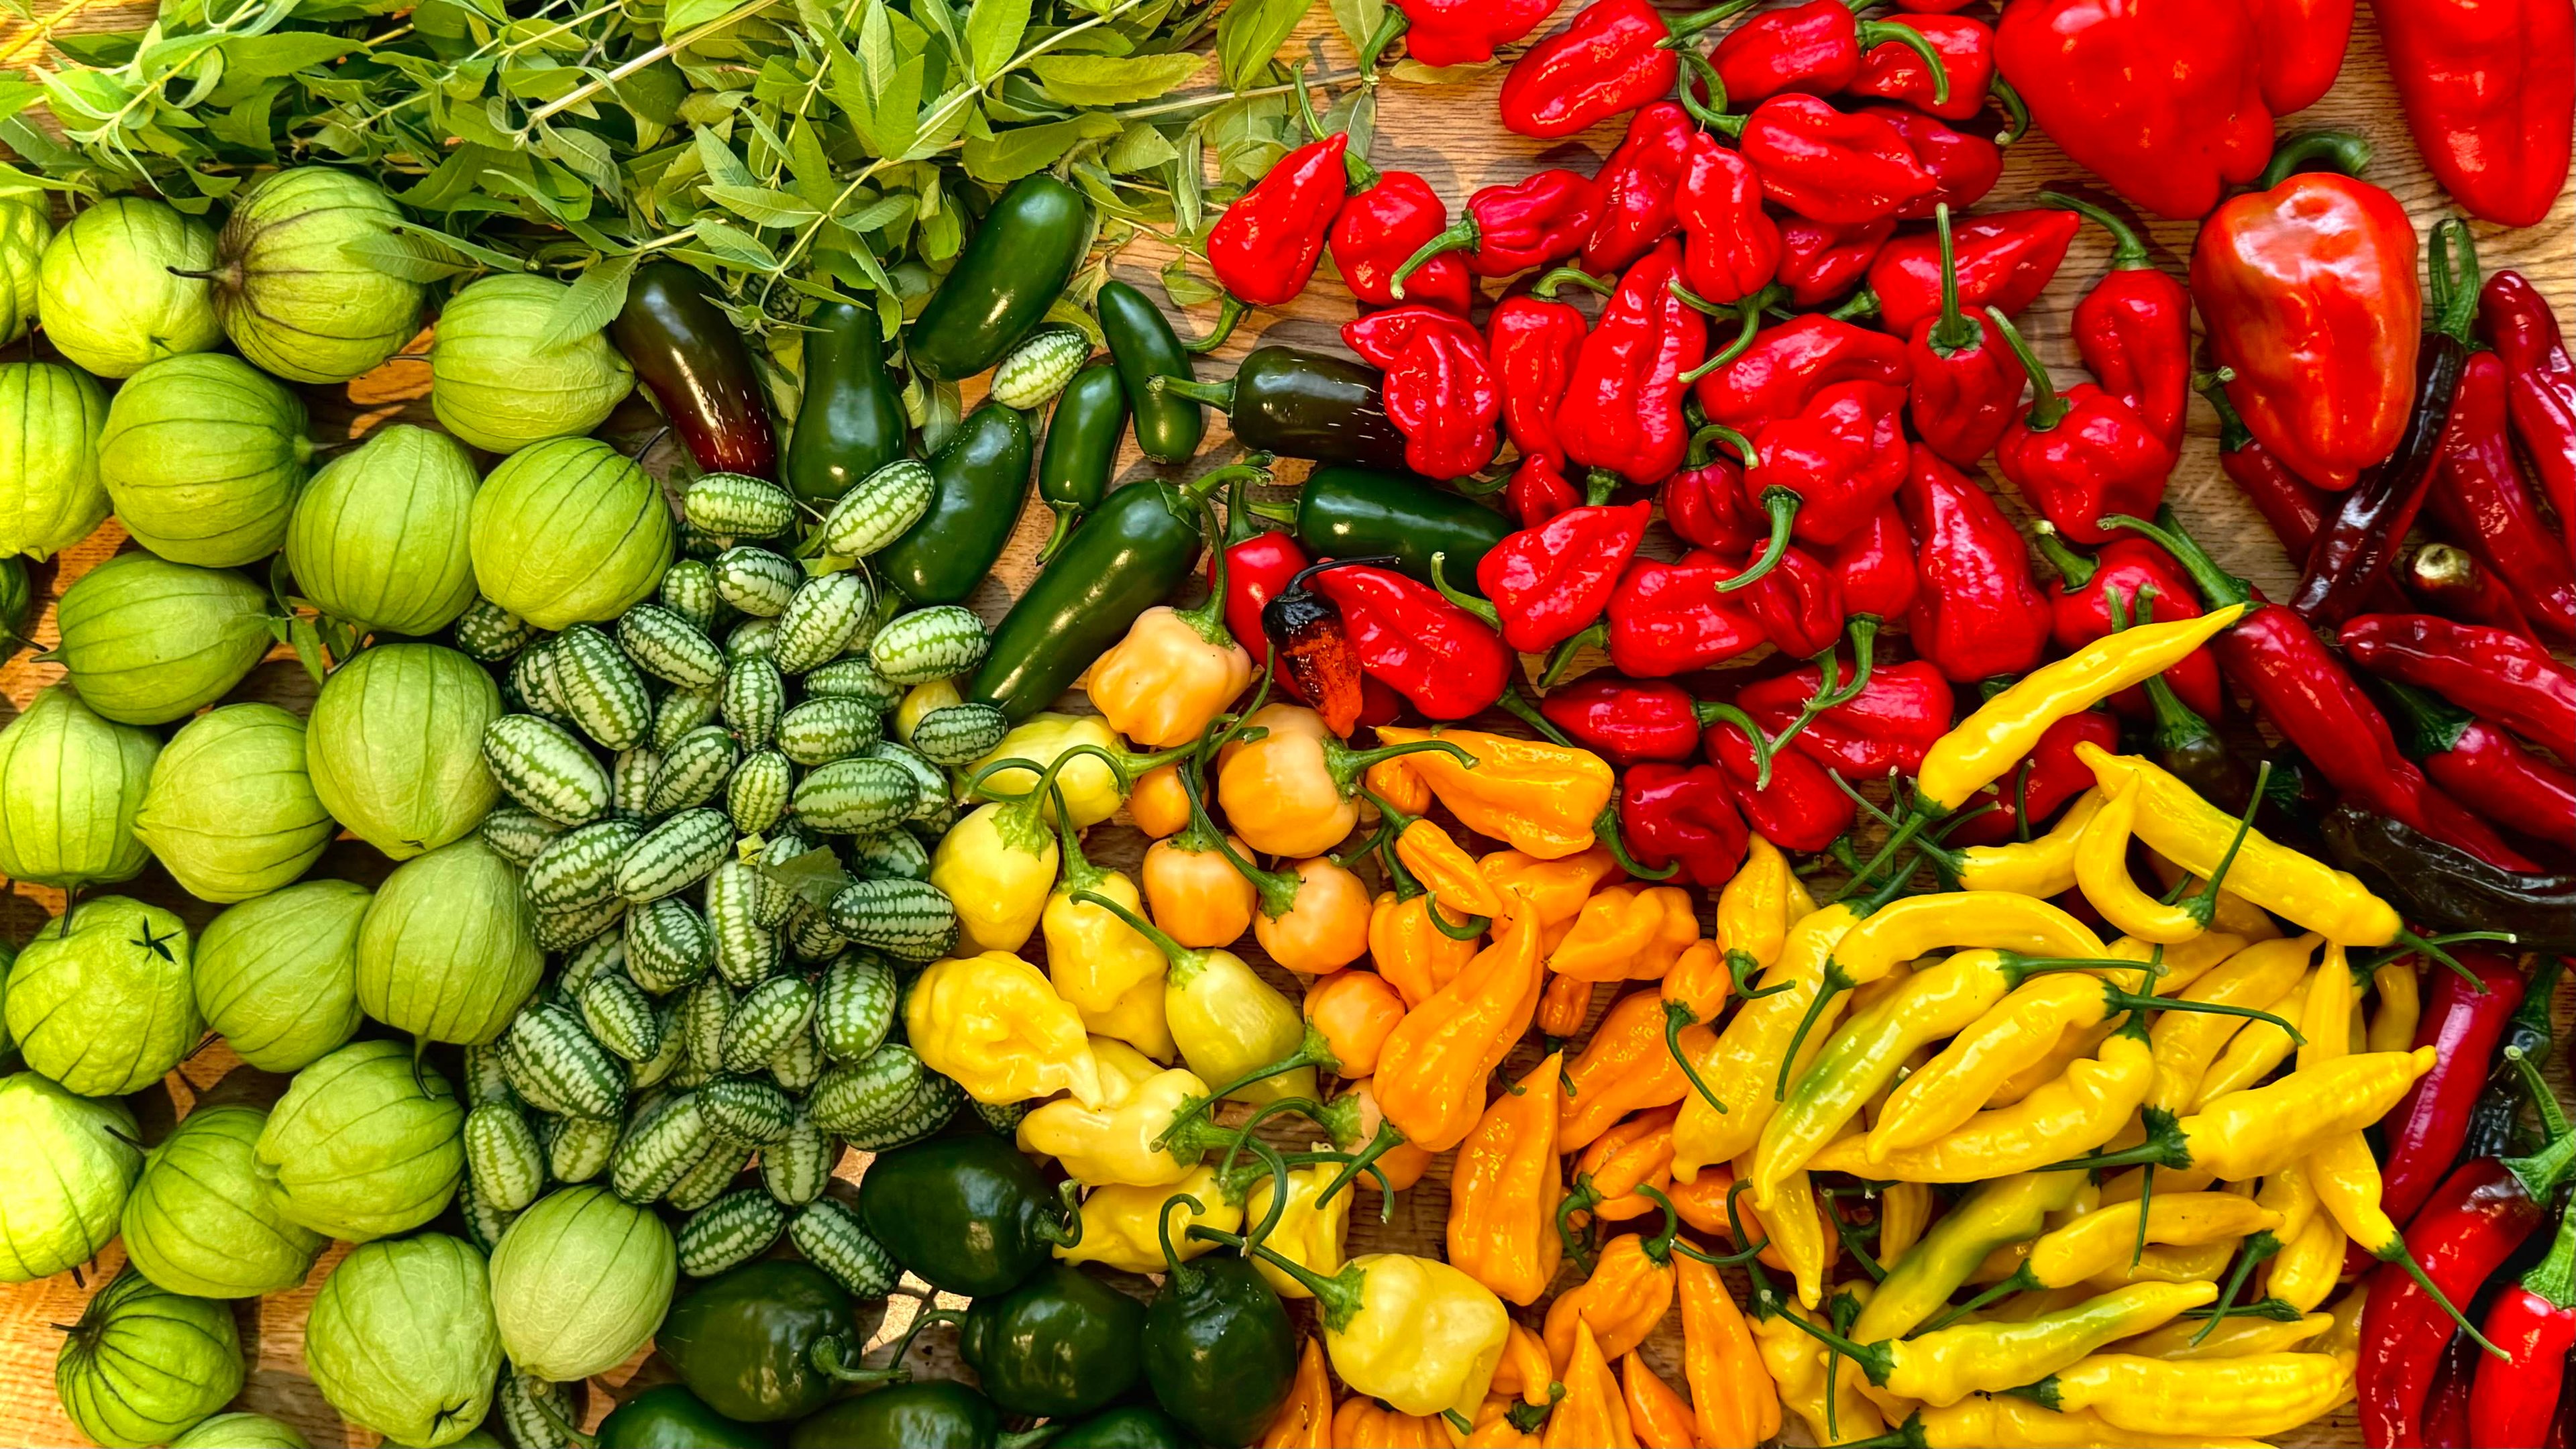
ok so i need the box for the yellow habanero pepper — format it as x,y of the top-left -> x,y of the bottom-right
1717,832 -> 1809,970
905,951 -> 1104,1106
937,745 -> 1128,952
1805,1020 -> 2157,1183
2078,745 -> 2404,945
2072,777 -> 2205,946
1786,1281 -> 2216,1410
2024,1352 -> 2351,1439
1042,809 -> 1172,1057
1462,1395 -> 1548,1448
2117,1310 -> 2331,1360
1087,588 -> 1256,750
1880,1395 -> 2274,1448
1239,1155 -> 1352,1301
1487,1320 -> 1556,1407
1481,845 -> 1624,929
1538,970 -> 1597,1040
1671,904 -> 1861,1183
1258,1338 -> 1334,1449
1951,788 -> 2106,897
1058,1165 -> 1242,1273
969,713 -> 1189,828
1562,989 -> 1703,1151
2145,932 -> 2318,1114
1377,727 -> 1613,860
1855,1173 -> 2087,1342
1070,888 -> 1313,1108
1752,1277 -> 1886,1446
2367,959 -> 2420,1054
1546,1229 -> 1678,1370
1252,856 -> 1373,975
1548,883 -> 1699,982
1016,1055 -> 1232,1189
1544,1322 -> 1638,1448
1375,904 -> 1547,1153
1446,1052 -> 1565,1305
1200,1240 -> 1511,1422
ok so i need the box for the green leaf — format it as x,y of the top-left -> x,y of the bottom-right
1159,252 -> 1217,305
1328,0 -> 1385,62
692,124 -> 759,187
539,252 -> 636,349
857,0 -> 898,92
960,112 -> 1117,183
963,0 -> 1032,81
707,182 -> 823,226
541,125 -> 624,197
339,229 -> 479,283
1028,52 -> 1201,105
663,0 -> 743,42
1102,120 -> 1177,172
215,32 -> 362,81
692,215 -> 782,268
1216,0 -> 1311,90
838,191 -> 915,233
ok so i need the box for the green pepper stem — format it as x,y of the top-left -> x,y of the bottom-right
2190,1230 -> 2281,1345
1157,1193 -> 1205,1281
1671,46 -> 1748,134
1665,1000 -> 1731,1117
2186,757 -> 2270,928
1916,1263 -> 2038,1334
2508,1046 -> 2572,1142
1530,265 -> 1614,299
2521,1187 -> 2576,1311
1776,1292 -> 1898,1386
2029,521 -> 2096,590
1715,489 -> 1799,594
1324,735 -> 1477,798
1495,684 -> 1576,748
1538,620 -> 1607,687
1177,756 -> 1306,919
1989,72 -> 2030,144
1596,800 -> 1682,881
1679,286 -> 1782,381
1036,506 -> 1081,564
2383,1237 -> 2507,1356
1176,296 -> 1244,355
1852,18 -> 1949,101
810,1332 -> 913,1385
1358,5 -> 1407,68
1696,703 -> 1774,788
2039,189 -> 2151,271
1557,1172 -> 1605,1269
1160,1025 -> 1340,1149
2426,217 -> 2483,344
1429,551 -> 1501,629
1776,962 -> 1855,1102
1984,304 -> 2064,431
1184,1222 -> 1365,1330
1391,216 -> 1480,300
1069,889 -> 1205,977
2096,507 -> 2255,610
1153,374 -> 1237,411
1311,1120 -> 1406,1208
1923,203 -> 1984,356
2039,1106 -> 2192,1174
2256,128 -> 2374,189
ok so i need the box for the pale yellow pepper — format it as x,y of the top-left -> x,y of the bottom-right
2031,1352 -> 2352,1439
930,797 -> 1059,952
2072,777 -> 2204,945
971,713 -> 1164,828
1057,1165 -> 1241,1273
2117,1311 -> 2331,1360
1953,788 -> 2105,898
1716,833 -> 1811,970
1312,1253 -> 1512,1420
1887,1395 -> 2273,1448
1671,904 -> 1860,1182
1242,1157 -> 1352,1301
895,678 -> 961,741
1017,1059 -> 1208,1188
1805,1026 -> 2155,1183
905,951 -> 1103,1106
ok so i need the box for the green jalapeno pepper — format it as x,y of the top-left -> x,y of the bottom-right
877,402 -> 1032,604
784,297 -> 909,502
1153,345 -> 1409,471
855,1133 -> 1080,1297
957,1263 -> 1148,1418
1096,280 -> 1202,464
594,1385 -> 775,1448
1283,465 -> 1512,588
909,176 -> 1089,383
1036,363 -> 1128,561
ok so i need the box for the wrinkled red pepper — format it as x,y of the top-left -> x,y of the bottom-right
1988,305 -> 2171,545
1706,718 -> 1856,851
1620,763 -> 1751,888
2028,525 -> 2224,720
1743,378 -> 1913,555
1500,0 -> 1756,138
1539,676 -> 1770,767
1740,655 -> 1956,778
1865,207 -> 2078,336
1209,133 -> 1350,307
1775,215 -> 1892,307
1310,564 -> 1511,720
1244,553 -> 1407,731
2470,1205 -> 2576,1449
2375,0 -> 2575,228
1343,305 -> 1502,480
1827,501 -> 1919,621
1904,205 -> 2023,467
2422,352 -> 2576,644
2049,191 -> 2191,456
1710,0 -> 1955,106
2375,680 -> 2576,853
1665,425 -> 1760,555
1488,285 -> 1594,527
1901,444 -> 2051,683
1675,132 -> 1782,305
1585,102 -> 1697,274
1394,0 -> 1562,66
1994,0 -> 2273,219
1863,107 -> 2001,219
1603,552 -> 1769,676
1396,170 -> 1601,295
1558,240 -> 1707,485
2340,612 -> 2576,751
1465,500 -> 1652,654
2242,0 -> 2353,114
1732,94 -> 1939,224
1941,709 -> 2121,847
1847,13 -> 1994,120
2478,270 -> 2576,557
1697,313 -> 1911,434
1330,170 -> 1473,314
1723,541 -> 1847,657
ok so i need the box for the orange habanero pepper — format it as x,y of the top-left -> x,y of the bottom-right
1258,1337 -> 1334,1448
1254,855 -> 1374,973
1540,972 -> 1599,1040
1397,818 -> 1509,920
1303,969 -> 1407,1078
1366,755 -> 1432,817
1370,889 -> 1483,1008
1130,761 -> 1191,837
1679,1250 -> 1778,1448
1546,1228 -> 1679,1369
1564,987 -> 1710,1150
1550,884 -> 1701,982
1449,1051 -> 1567,1305
1465,1394 -> 1550,1447
1375,904 -> 1547,1152
1489,1320 -> 1558,1407
1566,1106 -> 1682,1239
1622,1351 -> 1701,1449
1333,1397 -> 1451,1448
1546,1321 -> 1639,1448
1481,845 -> 1625,928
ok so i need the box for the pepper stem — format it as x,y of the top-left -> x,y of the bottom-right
1161,1025 -> 1340,1148
1774,1301 -> 1898,1387
1530,265 -> 1614,299
1715,489 -> 1799,593
2039,1106 -> 2192,1173
1988,72 -> 2030,144
1156,1193 -> 1205,1281
1154,372 -> 1237,409
2029,521 -> 2096,590
2256,128 -> 2374,189
2185,757 -> 2269,928
2196,370 -> 2254,453
1672,48 -> 1746,135
2190,1230 -> 2280,1346
1596,800 -> 1683,881
1178,759 -> 1305,918
1557,1173 -> 1605,1268
2520,1181 -> 2576,1311
1176,295 -> 1245,355
1776,962 -> 1855,1101
1923,203 -> 1983,357
2384,1239 -> 2508,1358
1184,1222 -> 1367,1330
1310,1119 -> 1407,1208
1358,5 -> 1408,69
1036,506 -> 1080,563
1918,1264 -> 2039,1333
1680,285 -> 1784,381
2096,507 -> 2255,610
1538,621 -> 1607,687
2426,217 -> 2481,345
2039,189 -> 2151,271
1664,1000 -> 1732,1116
1070,888 -> 1205,974
1664,0 -> 1763,41
1696,702 -> 1774,787
1428,551 -> 1501,629
1984,304 -> 2064,430
1495,684 -> 1576,747
1852,18 -> 1950,101
1391,215 -> 1481,300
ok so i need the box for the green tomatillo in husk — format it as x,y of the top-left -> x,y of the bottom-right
50,551 -> 273,725
255,1038 -> 464,1241
54,1267 -> 244,1448
305,642 -> 502,859
488,1185 -> 675,1382
0,686 -> 159,888
0,192 -> 48,343
191,879 -> 369,1072
5,896 -> 199,1097
303,1232 -> 500,1447
99,352 -> 313,567
430,274 -> 633,453
35,197 -> 221,378
0,360 -> 109,560
0,1071 -> 142,1283
120,1104 -> 326,1298
168,1412 -> 315,1448
355,835 -> 541,1044
207,167 -> 425,384
470,435 -> 675,629
286,423 -> 480,636
134,702 -> 336,903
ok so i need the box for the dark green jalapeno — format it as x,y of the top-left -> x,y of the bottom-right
876,402 -> 1032,604
1036,363 -> 1128,561
783,297 -> 908,502
908,175 -> 1089,383
1154,345 -> 1408,471
1096,279 -> 1202,464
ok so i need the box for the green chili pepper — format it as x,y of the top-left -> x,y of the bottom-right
655,1260 -> 898,1423
594,1384 -> 775,1448
1140,1191 -> 1298,1449
1154,345 -> 1410,471
1036,363 -> 1128,561
1281,466 -> 1512,588
957,1262 -> 1148,1418
909,175 -> 1089,383
855,1133 -> 1081,1297
1045,1403 -> 1196,1448
877,401 -> 1033,604
1097,279 -> 1203,464
784,297 -> 909,503
785,1381 -> 1052,1449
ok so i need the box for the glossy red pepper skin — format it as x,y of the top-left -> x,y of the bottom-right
1605,553 -> 1769,676
1697,314 -> 1911,434
2375,0 -> 2575,227
1541,676 -> 1724,765
1477,501 -> 1652,653
2422,352 -> 2576,644
1665,431 -> 1759,554
1332,172 -> 1473,314
2478,270 -> 2576,554
1560,241 -> 1707,485
2051,194 -> 2192,457
1586,103 -> 1698,274
2420,1332 -> 2477,1449
1904,211 -> 2023,468
1409,171 -> 1603,290
1867,209 -> 2079,336
1621,763 -> 1750,888
2033,532 -> 2224,720
1776,216 -> 1892,307
2469,1208 -> 2576,1449
2404,543 -> 2544,642
1863,107 -> 2001,219
1712,0 -> 1930,102
2194,171 -> 2422,492
1902,445 -> 2051,683
1396,0 -> 1562,65
1675,134 -> 1782,305
1941,709 -> 2121,847
2241,0 -> 2352,113
1723,542 -> 1847,657
1748,379 -> 1911,545
1344,306 -> 1502,480
1489,293 -> 1590,503
2202,376 -> 2398,608
1847,13 -> 1994,119
1995,0 -> 2273,219
1738,657 -> 1956,777
2341,612 -> 2576,751
1995,384 -> 2171,549
2377,949 -> 2528,1229
1827,502 -> 1919,621
1503,0 -> 1749,139
1311,565 -> 1512,720
1738,96 -> 1939,224
1210,133 -> 1350,307
1214,530 -> 1404,724
1706,719 -> 1856,850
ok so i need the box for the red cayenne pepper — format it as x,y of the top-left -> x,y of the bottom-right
2471,1205 -> 2576,1449
1862,106 -> 2001,219
1585,102 -> 1698,274
1709,0 -> 1955,106
1697,313 -> 1911,434
2376,682 -> 2576,864
2422,352 -> 2576,643
1330,170 -> 1474,314
2340,612 -> 2576,750
1901,444 -> 2051,683
1620,764 -> 1752,888
2478,270 -> 2576,554
1500,0 -> 1758,139
1706,719 -> 1857,851
2375,947 -> 2529,1230
1864,207 -> 2079,335
1309,564 -> 1512,720
1988,305 -> 2171,545
1558,240 -> 1708,486
1393,169 -> 1602,295
1342,305 -> 1503,480
2047,191 -> 2192,455
1775,216 -> 1892,307
1208,133 -> 1350,309
2028,525 -> 2225,720
1846,13 -> 1994,120
1904,204 -> 2023,467
1603,553 -> 1770,678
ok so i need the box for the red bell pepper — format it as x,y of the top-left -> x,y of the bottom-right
1330,170 -> 1473,314
1464,500 -> 1652,654
1994,0 -> 2273,219
1342,305 -> 1501,480
1775,216 -> 1892,307
1846,12 -> 1994,120
2241,0 -> 2352,113
2376,681 -> 2576,861
1697,313 -> 1911,434
2029,525 -> 2224,720
2422,352 -> 2576,644
1827,500 -> 1919,621
2379,948 -> 2530,1230
1900,444 -> 2051,683
1988,306 -> 2171,545
2402,542 -> 2546,643
2471,1204 -> 2576,1449
1309,564 -> 1511,720
1904,205 -> 2023,467
1585,102 -> 1697,274
1603,553 -> 1769,677
1395,170 -> 1601,295
1724,540 -> 1847,657
1674,132 -> 1782,306
1738,655 -> 1955,778
1619,763 -> 1751,888
2194,165 -> 2422,492
1731,94 -> 1939,225
1937,709 -> 2121,847
1665,425 -> 1760,555
2375,0 -> 2575,228
1706,717 -> 1857,851
1208,133 -> 1349,308
1862,106 -> 2000,219
2478,270 -> 2576,557
1500,0 -> 1756,138
1393,0 -> 1562,66
1558,241 -> 1707,486
1488,284 -> 1595,527
1865,207 -> 2078,337
2049,191 -> 2191,456
2340,612 -> 2576,751
1538,676 -> 1766,767
1742,378 -> 1910,557
1710,0 -> 1955,107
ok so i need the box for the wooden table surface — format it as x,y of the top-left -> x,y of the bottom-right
0,1 -> 2569,1442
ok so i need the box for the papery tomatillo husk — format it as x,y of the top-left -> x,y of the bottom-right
0,686 -> 158,888
429,274 -> 633,453
50,552 -> 273,724
303,1232 -> 499,1446
0,1072 -> 142,1283
34,197 -> 220,378
134,702 -> 337,903
5,895 -> 199,1097
305,642 -> 501,859
254,1038 -> 463,1242
54,1267 -> 244,1448
120,1104 -> 326,1299
286,423 -> 480,635
99,352 -> 313,567
209,167 -> 424,384
469,435 -> 674,629
192,879 -> 369,1073
0,360 -> 110,560
0,192 -> 51,344
355,835 -> 542,1044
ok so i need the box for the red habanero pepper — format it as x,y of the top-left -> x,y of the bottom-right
1540,676 -> 1772,767
2194,162 -> 2422,492
2424,351 -> 2576,643
1776,216 -> 1892,307
1466,501 -> 1653,654
1706,719 -> 1856,850
1742,379 -> 1910,556
1674,132 -> 1782,306
1209,133 -> 1350,309
1864,207 -> 2079,336
1723,541 -> 1847,657
1488,280 -> 1597,527
1331,171 -> 1474,314
2241,0 -> 2352,115
1311,564 -> 1512,720
1894,0 -> 1975,11
1710,0 -> 1955,107
2374,0 -> 2575,229
1666,425 -> 1761,554
1900,444 -> 2051,683
1731,94 -> 1939,225
2377,946 -> 2530,1230
2471,1205 -> 2576,1449
1994,0 -> 2273,220
1586,103 -> 1697,274
2047,191 -> 2192,455
1343,305 -> 1502,480
1847,13 -> 1994,121
1904,205 -> 2024,467
2376,681 -> 2576,865
1987,305 -> 2172,545
2478,270 -> 2576,551
1604,553 -> 1769,678
2403,542 -> 2544,643
2104,511 -> 2544,874
1395,170 -> 1602,297
1501,0 -> 1758,139
2027,524 -> 2224,720
1559,241 -> 1708,486
2340,612 -> 2576,751
1739,655 -> 1956,777
1939,709 -> 2122,847
1697,313 -> 1911,434
1620,764 -> 1752,888
1862,107 -> 2001,219
1393,0 -> 1562,66
1827,501 -> 1919,621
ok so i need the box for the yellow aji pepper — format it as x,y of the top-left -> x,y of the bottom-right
895,678 -> 961,740
1088,602 -> 1255,750
2297,942 -> 2355,1073
1446,1052 -> 1564,1305
1917,604 -> 2247,811
1057,1165 -> 1242,1273
1258,1338 -> 1334,1449
2266,1205 -> 2347,1313
2072,1046 -> 2437,1183
2318,1283 -> 2369,1358
2145,933 -> 2318,1114
1878,1181 -> 1933,1265
1083,976 -> 1177,1062
1739,1158 -> 1835,1309
1953,788 -> 2106,897
1544,1321 -> 1637,1449
1242,1157 -> 1352,1301
905,951 -> 1104,1106
1754,1280 -> 1886,1446
1042,810 -> 1173,1059
1548,883 -> 1699,982
1830,892 -> 2110,984
2143,852 -> 2284,943
1252,856 -> 1374,975
1805,1024 -> 2155,1183
1376,904 -> 1547,1153
1788,1281 -> 2216,1409
2078,746 -> 2404,945
1395,818 -> 1506,920
970,713 -> 1185,828
1976,1194 -> 2282,1296
2072,777 -> 2204,946
1671,904 -> 1860,1182
1717,833 -> 1809,969
1482,845 -> 1625,929
1377,727 -> 1613,860
1882,1395 -> 2275,1448
1071,887 -> 1312,1108
2083,1240 -> 2239,1293
2188,973 -> 2306,1110
2367,959 -> 2420,1055
2025,1352 -> 2351,1439
2118,1310 -> 2330,1360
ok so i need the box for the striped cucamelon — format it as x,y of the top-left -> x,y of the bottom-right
908,702 -> 1008,767
465,1100 -> 545,1212
808,1042 -> 959,1148
649,724 -> 738,814
727,750 -> 792,835
533,894 -> 625,953
711,546 -> 799,616
616,808 -> 732,902
777,697 -> 878,766
677,976 -> 735,1073
721,656 -> 784,747
625,896 -> 714,993
544,1113 -> 619,1183
989,326 -> 1091,409
849,828 -> 931,881
800,655 -> 903,712
552,624 -> 651,750
464,1043 -> 516,1106
791,1198 -> 900,1299
700,1075 -> 794,1146
619,603 -> 726,688
484,714 -> 611,824
791,757 -> 919,836
866,741 -> 949,823
678,1188 -> 787,1277
868,605 -> 987,685
826,877 -> 959,960
659,559 -> 721,631
556,930 -> 629,1004
816,459 -> 935,559
480,806 -> 565,869
455,598 -> 539,661
770,1026 -> 824,1093
525,819 -> 645,913
579,973 -> 661,1062
460,1173 -> 517,1254
510,637 -> 574,722
967,1097 -> 1029,1136
611,746 -> 661,818
761,1110 -> 836,1205
667,1144 -> 750,1212
609,1091 -> 712,1203
726,616 -> 777,661
502,1004 -> 628,1120
817,952 -> 898,1061
684,473 -> 796,539
721,974 -> 814,1073
631,1002 -> 686,1090
705,859 -> 781,987
500,1371 -> 580,1449
771,572 -> 872,674
653,687 -> 722,751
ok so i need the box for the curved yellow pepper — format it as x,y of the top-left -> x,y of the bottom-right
2145,934 -> 2317,1114
1376,727 -> 1612,861
1244,1158 -> 1352,1301
1716,833 -> 1809,971
1056,1165 -> 1240,1273
2265,1205 -> 2348,1313
1856,1173 -> 2087,1342
906,951 -> 1103,1106
1016,1063 -> 1207,1188
1955,788 -> 2107,898
1807,1027 -> 2155,1183
2130,1046 -> 2438,1182
1088,604 -> 1254,749
1830,893 -> 2109,985
1821,1281 -> 2215,1409
2026,1194 -> 2282,1289
1755,1286 -> 1888,1446
1889,1395 -> 2275,1448
2072,780 -> 2204,946
1671,904 -> 1860,1182
2031,1352 -> 2351,1439
1739,1161 -> 1833,1310
2119,1310 -> 2332,1361
2367,960 -> 2420,1055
